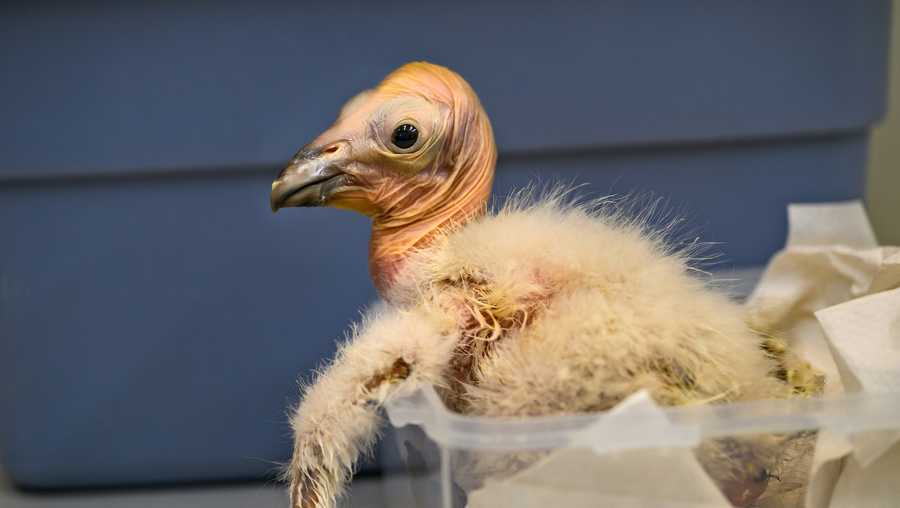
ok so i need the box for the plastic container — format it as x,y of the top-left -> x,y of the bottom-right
383,386 -> 900,507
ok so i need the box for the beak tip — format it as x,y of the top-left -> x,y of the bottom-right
270,180 -> 283,212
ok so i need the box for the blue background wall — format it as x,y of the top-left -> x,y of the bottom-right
0,1 -> 891,488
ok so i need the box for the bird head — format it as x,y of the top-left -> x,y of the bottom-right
271,62 -> 496,293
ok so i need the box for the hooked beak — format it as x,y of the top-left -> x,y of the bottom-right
270,146 -> 349,212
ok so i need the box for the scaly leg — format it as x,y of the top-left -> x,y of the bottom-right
286,306 -> 457,508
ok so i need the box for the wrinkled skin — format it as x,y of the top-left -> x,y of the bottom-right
271,62 -> 495,293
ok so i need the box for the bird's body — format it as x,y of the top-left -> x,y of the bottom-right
391,194 -> 791,415
270,62 -> 819,508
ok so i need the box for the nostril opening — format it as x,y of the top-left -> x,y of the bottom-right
323,145 -> 339,154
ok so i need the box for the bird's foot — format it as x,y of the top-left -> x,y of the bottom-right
288,432 -> 344,508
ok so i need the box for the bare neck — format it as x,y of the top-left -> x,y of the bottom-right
369,186 -> 489,297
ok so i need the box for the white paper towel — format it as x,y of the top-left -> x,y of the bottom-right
747,202 -> 900,396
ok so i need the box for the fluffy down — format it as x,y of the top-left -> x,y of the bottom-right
395,194 -> 793,414
286,193 -> 817,508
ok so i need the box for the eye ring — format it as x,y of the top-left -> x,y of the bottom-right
390,123 -> 419,151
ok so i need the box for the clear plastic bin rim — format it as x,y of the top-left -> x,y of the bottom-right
384,386 -> 900,454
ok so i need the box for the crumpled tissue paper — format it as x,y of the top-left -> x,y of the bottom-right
747,202 -> 900,508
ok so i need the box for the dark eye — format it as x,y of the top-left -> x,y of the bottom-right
391,123 -> 419,150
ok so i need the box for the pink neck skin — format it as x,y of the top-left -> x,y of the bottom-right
368,193 -> 488,297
